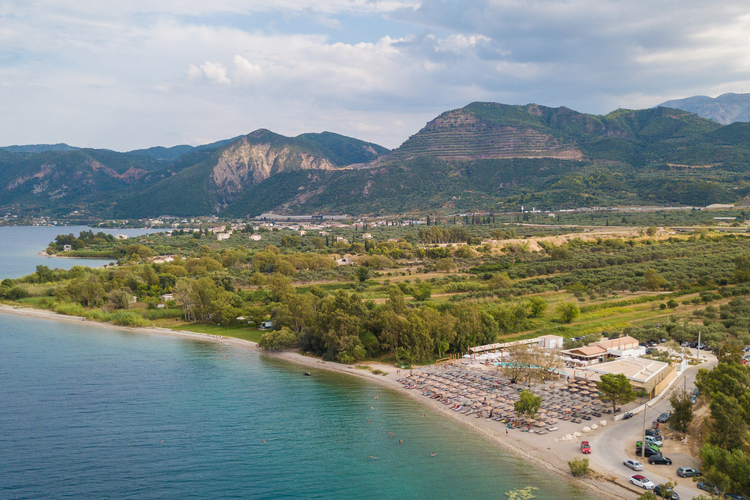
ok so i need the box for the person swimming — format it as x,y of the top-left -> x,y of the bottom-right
430,452 -> 435,457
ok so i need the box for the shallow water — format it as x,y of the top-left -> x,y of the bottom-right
0,314 -> 595,499
0,226 -> 163,279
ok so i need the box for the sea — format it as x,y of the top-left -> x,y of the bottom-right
0,225 -> 166,279
0,227 -> 595,499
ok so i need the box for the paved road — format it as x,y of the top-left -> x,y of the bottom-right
589,356 -> 717,499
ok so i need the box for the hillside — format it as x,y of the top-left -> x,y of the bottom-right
659,93 -> 750,125
4,102 -> 750,218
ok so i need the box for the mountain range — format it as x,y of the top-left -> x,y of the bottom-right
3,102 -> 750,218
659,93 -> 750,125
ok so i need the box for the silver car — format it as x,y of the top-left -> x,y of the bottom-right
624,459 -> 644,471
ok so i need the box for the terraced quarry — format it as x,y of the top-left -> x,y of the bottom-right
392,110 -> 584,161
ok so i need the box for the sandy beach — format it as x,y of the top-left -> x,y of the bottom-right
0,303 -> 647,499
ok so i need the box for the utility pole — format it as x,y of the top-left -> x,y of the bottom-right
697,331 -> 701,360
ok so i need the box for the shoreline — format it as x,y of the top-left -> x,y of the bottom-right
0,304 -> 634,499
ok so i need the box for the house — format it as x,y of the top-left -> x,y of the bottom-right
216,232 -> 231,241
156,303 -> 165,309
63,245 -> 72,252
336,257 -> 356,266
161,293 -> 174,302
362,233 -> 373,239
249,234 -> 262,241
335,236 -> 348,243
259,321 -> 273,330
115,234 -> 128,240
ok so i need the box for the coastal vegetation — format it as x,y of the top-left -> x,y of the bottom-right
4,219 -> 750,493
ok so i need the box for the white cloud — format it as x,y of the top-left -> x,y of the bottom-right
199,61 -> 232,85
2,0 -> 750,151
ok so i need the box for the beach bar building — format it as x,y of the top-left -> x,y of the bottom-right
573,357 -> 676,398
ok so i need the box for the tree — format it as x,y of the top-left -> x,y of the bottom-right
486,273 -> 512,290
636,492 -> 657,500
644,268 -> 667,291
556,302 -> 580,323
597,373 -> 636,414
515,389 -> 542,419
258,327 -> 297,350
412,282 -> 432,301
700,444 -> 750,496
708,392 -> 746,450
528,297 -> 548,317
669,390 -> 694,433
646,226 -> 657,237
735,254 -> 750,283
355,266 -> 370,282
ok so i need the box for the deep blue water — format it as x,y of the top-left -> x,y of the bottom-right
0,314 -> 594,499
0,226 -> 163,279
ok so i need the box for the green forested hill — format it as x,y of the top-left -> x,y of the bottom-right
3,102 -> 750,218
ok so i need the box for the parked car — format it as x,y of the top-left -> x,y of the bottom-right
629,475 -> 655,490
657,412 -> 671,423
697,482 -> 721,496
653,485 -> 679,499
645,435 -> 663,447
623,459 -> 643,471
637,440 -> 661,450
635,445 -> 662,457
676,467 -> 701,477
648,455 -> 672,465
623,412 -> 634,420
725,494 -> 748,500
646,429 -> 661,438
580,441 -> 591,454
646,348 -> 655,354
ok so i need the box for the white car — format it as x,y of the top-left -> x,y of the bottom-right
630,474 -> 655,490
624,459 -> 644,471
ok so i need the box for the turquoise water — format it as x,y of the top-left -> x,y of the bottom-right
0,226 -> 163,279
0,314 -> 594,499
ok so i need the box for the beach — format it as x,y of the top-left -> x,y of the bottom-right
0,303 -> 650,500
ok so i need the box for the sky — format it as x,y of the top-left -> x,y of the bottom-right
2,1 -> 750,151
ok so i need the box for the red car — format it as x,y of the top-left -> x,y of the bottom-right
581,441 -> 591,454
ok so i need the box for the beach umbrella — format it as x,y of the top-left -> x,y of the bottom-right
582,426 -> 591,433
591,424 -> 598,430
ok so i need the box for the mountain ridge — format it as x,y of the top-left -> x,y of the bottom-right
658,93 -> 750,125
3,102 -> 750,218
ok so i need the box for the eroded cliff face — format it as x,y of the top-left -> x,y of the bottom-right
210,137 -> 336,198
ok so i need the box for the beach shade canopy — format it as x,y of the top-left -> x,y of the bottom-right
582,427 -> 591,433
600,420 -> 608,426
591,424 -> 598,430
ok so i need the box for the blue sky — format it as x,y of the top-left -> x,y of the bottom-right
1,0 -> 749,151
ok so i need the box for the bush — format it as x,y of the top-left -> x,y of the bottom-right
568,458 -> 589,477
258,327 -> 297,351
110,311 -> 150,327
54,303 -> 86,316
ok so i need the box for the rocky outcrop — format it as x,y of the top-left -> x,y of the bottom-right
210,136 -> 336,198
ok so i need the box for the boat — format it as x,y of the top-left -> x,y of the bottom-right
304,372 -> 311,376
